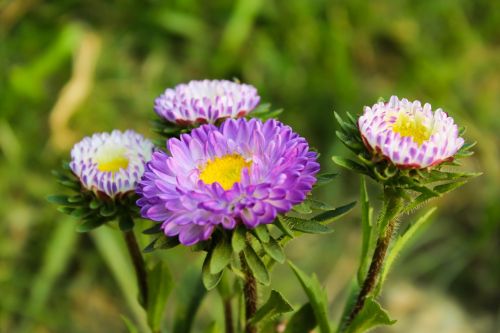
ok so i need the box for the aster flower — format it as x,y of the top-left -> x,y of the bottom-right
154,79 -> 260,126
358,96 -> 464,169
70,130 -> 154,198
137,118 -> 320,246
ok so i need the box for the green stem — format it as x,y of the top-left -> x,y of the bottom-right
123,230 -> 148,309
239,252 -> 257,333
344,187 -> 403,329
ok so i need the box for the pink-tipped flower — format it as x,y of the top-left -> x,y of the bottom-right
154,79 -> 261,126
70,130 -> 154,198
358,96 -> 464,169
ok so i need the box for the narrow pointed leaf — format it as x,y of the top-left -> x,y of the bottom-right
249,290 -> 293,325
147,262 -> 173,332
332,156 -> 368,174
173,268 -> 206,333
288,262 -> 331,333
358,178 -> 374,284
284,303 -> 316,333
379,207 -> 437,290
344,297 -> 395,333
253,225 -> 270,243
281,216 -> 333,234
314,172 -> 338,187
312,201 -> 356,224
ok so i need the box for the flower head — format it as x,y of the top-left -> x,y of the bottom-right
70,130 -> 154,197
154,79 -> 260,125
358,96 -> 464,169
137,118 -> 320,245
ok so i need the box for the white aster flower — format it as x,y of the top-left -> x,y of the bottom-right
154,79 -> 260,125
358,96 -> 464,169
70,130 -> 154,197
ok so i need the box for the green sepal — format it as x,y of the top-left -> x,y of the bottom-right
243,244 -> 270,285
292,201 -> 313,214
210,233 -> 233,274
332,156 -> 369,175
143,236 -> 180,253
76,218 -> 107,232
248,290 -> 293,326
142,223 -> 163,235
231,225 -> 247,253
202,252 -> 223,290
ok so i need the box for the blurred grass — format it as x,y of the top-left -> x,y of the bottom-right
0,0 -> 499,332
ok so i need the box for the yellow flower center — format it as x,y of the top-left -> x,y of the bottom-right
391,113 -> 431,146
199,154 -> 251,190
96,147 -> 129,172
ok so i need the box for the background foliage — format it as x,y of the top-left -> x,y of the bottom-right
0,0 -> 498,332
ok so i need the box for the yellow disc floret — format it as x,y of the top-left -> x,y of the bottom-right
96,147 -> 130,172
199,154 -> 251,190
392,112 -> 431,146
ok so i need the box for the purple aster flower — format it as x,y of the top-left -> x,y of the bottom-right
154,79 -> 260,125
358,96 -> 465,169
70,130 -> 154,198
137,118 -> 320,246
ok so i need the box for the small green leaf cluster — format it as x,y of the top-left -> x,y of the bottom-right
48,162 -> 139,232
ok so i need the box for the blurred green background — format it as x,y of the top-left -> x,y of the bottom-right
1,0 -> 499,332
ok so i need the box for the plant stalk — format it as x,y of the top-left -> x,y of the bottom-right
345,218 -> 397,327
239,252 -> 257,333
223,298 -> 235,333
123,230 -> 148,308
344,187 -> 403,329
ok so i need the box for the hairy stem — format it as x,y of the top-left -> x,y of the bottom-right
123,230 -> 148,308
344,187 -> 403,329
239,252 -> 257,333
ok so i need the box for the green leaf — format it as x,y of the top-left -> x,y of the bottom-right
280,216 -> 334,234
312,201 -> 356,224
147,262 -> 173,332
358,178 -> 374,284
231,225 -> 247,253
379,207 -> 437,291
173,268 -> 207,333
243,245 -> 270,285
262,237 -> 285,263
284,303 -> 317,333
202,252 -> 223,290
314,172 -> 338,187
332,156 -> 368,174
143,236 -> 180,253
288,262 -> 331,333
210,235 -> 233,274
121,315 -> 139,333
253,225 -> 270,243
344,297 -> 395,333
305,199 -> 335,211
249,290 -> 293,325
